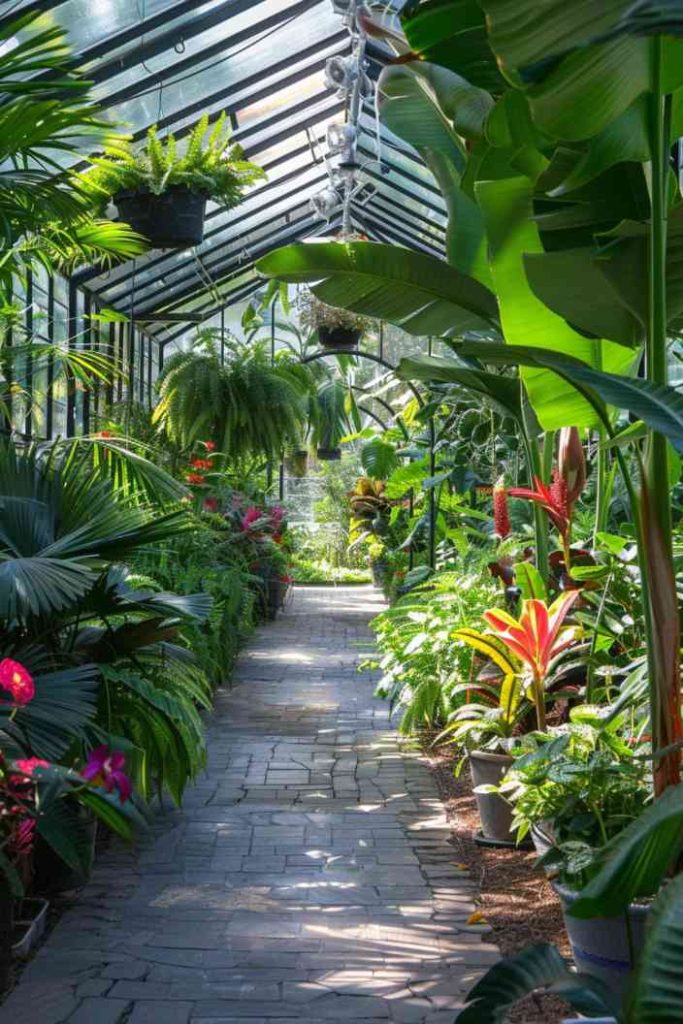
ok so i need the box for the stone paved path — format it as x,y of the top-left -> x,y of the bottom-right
1,586 -> 498,1024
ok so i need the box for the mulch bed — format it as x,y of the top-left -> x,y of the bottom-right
424,743 -> 572,1023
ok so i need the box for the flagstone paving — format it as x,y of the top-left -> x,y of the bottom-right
1,586 -> 498,1024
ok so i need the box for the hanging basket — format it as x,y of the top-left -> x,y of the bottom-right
113,186 -> 207,249
285,450 -> 308,478
317,446 -> 341,461
318,325 -> 361,351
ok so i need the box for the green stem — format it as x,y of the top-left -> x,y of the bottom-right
520,387 -> 549,580
593,431 -> 608,546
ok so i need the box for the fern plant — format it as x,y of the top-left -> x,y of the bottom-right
80,113 -> 265,211
154,330 -> 306,462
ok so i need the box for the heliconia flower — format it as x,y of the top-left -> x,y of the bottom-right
82,746 -> 132,804
203,441 -> 216,451
185,472 -> 206,486
509,471 -> 570,537
558,427 -> 586,508
190,457 -> 213,471
0,659 -> 35,705
492,476 -> 511,540
203,497 -> 219,513
13,758 -> 49,777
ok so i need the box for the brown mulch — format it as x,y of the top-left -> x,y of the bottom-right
424,743 -> 572,1024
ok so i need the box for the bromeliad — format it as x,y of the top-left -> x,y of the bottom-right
455,592 -> 581,733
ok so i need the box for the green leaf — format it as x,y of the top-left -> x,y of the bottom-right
400,0 -> 505,92
475,176 -> 636,429
626,872 -> 683,1024
458,941 -> 616,1022
570,783 -> 683,918
394,356 -> 524,422
514,561 -> 547,600
256,242 -> 499,336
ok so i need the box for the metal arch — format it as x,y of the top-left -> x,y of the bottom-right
300,348 -> 425,409
357,405 -> 388,432
350,386 -> 409,441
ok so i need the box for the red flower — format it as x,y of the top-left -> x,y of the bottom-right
241,506 -> 262,531
509,471 -> 569,537
203,497 -> 219,513
492,476 -> 511,540
186,472 -> 206,486
82,746 -> 132,804
203,441 -> 216,451
12,818 -> 36,858
0,659 -> 35,705
13,758 -> 49,777
98,430 -> 114,439
191,458 -> 213,471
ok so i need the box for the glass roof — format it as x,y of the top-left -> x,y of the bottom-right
6,0 -> 447,342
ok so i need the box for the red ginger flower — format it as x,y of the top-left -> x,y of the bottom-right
82,746 -> 132,804
492,476 -> 510,540
0,659 -> 34,705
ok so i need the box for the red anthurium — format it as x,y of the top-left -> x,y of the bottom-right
483,590 -> 581,730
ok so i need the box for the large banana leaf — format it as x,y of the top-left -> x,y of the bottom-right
476,177 -> 637,428
377,63 -> 491,283
479,0 -> 683,140
400,344 -> 683,451
570,782 -> 683,918
625,872 -> 683,1023
400,0 -> 505,92
256,242 -> 500,336
458,941 -> 618,1022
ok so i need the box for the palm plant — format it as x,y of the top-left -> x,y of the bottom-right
0,12 -> 148,294
0,441 -> 210,800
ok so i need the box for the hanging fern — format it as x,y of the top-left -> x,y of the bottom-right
79,113 -> 265,212
154,331 -> 306,462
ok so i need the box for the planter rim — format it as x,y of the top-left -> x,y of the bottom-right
114,184 -> 209,201
469,749 -> 514,765
553,880 -> 651,916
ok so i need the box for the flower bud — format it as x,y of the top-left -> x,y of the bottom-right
557,427 -> 586,508
493,476 -> 511,540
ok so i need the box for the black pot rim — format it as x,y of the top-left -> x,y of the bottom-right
114,184 -> 209,201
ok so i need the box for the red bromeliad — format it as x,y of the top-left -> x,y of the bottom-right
509,470 -> 572,567
483,591 -> 581,731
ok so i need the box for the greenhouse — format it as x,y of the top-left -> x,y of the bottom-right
1,1 -> 683,1022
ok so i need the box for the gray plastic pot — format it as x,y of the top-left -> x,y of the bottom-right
554,882 -> 649,999
469,750 -> 514,843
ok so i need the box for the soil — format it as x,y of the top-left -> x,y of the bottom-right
425,743 -> 573,1023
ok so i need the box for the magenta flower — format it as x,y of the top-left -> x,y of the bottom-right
241,505 -> 262,531
0,658 -> 35,705
82,746 -> 132,804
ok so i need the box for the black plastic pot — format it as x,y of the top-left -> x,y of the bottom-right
469,750 -> 514,844
0,877 -> 13,990
370,558 -> 389,588
318,325 -> 361,350
265,577 -> 288,620
317,446 -> 341,461
114,186 -> 207,249
554,882 -> 649,999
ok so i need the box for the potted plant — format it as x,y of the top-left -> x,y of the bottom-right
459,786 -> 683,1022
80,113 -> 265,249
285,445 -> 308,478
452,591 -> 581,844
298,291 -> 373,350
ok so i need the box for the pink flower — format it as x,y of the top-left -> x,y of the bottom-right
0,659 -> 35,705
12,818 -> 36,858
203,441 -> 216,451
82,746 -> 132,804
241,506 -> 262,531
13,758 -> 49,777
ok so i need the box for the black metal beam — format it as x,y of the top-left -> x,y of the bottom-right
360,206 -> 445,256
356,212 -> 443,260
